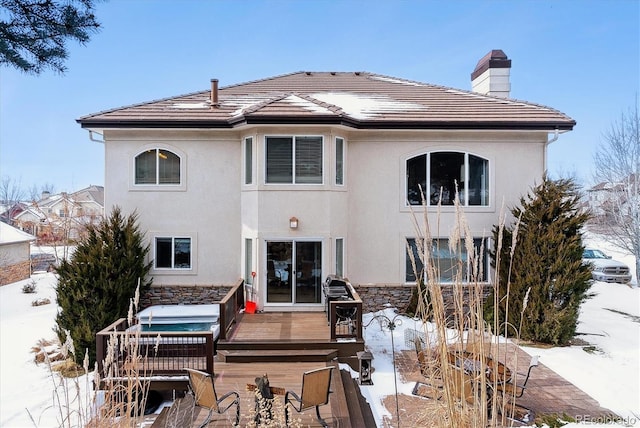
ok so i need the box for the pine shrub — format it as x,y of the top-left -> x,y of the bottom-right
485,176 -> 593,345
55,207 -> 152,365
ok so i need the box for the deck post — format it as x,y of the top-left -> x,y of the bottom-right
206,334 -> 215,374
95,331 -> 105,375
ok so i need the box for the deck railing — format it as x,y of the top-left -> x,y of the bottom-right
218,278 -> 244,341
329,281 -> 363,341
95,318 -> 215,383
95,280 -> 245,384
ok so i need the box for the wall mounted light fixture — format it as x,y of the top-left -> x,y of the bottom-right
289,217 -> 298,229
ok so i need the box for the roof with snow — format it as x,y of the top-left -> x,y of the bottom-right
0,221 -> 35,245
77,71 -> 575,131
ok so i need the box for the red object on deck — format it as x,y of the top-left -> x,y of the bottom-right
245,301 -> 257,314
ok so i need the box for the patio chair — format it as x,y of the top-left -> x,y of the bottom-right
465,330 -> 492,356
151,393 -> 198,428
185,368 -> 240,427
285,366 -> 333,427
496,355 -> 539,399
411,337 -> 447,400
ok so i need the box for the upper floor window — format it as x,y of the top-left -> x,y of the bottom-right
155,236 -> 191,269
407,152 -> 489,206
244,137 -> 253,185
135,149 -> 181,185
335,137 -> 344,185
406,237 -> 487,283
265,136 -> 323,184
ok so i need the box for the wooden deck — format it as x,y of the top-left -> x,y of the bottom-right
229,312 -> 331,341
228,311 -> 330,341
217,311 -> 365,369
136,311 -> 373,427
142,360 -> 370,427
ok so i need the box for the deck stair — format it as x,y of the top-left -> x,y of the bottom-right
217,346 -> 339,363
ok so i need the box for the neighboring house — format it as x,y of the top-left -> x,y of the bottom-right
0,221 -> 36,286
585,181 -> 624,217
0,202 -> 27,226
77,50 -> 575,312
14,185 -> 104,242
586,174 -> 638,220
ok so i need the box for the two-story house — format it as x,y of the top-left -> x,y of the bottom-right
77,50 -> 575,312
15,185 -> 104,242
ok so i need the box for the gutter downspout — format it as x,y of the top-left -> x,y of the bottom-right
543,128 -> 559,174
88,130 -> 106,214
89,130 -> 105,143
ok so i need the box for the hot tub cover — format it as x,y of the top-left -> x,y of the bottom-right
137,304 -> 220,325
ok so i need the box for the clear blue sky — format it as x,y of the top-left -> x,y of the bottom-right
1,0 -> 638,194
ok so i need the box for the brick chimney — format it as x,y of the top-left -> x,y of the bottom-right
471,50 -> 511,98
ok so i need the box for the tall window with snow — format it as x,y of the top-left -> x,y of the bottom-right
265,136 -> 323,184
406,152 -> 489,206
135,149 -> 181,185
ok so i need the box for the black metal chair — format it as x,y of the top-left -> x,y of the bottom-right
495,355 -> 539,399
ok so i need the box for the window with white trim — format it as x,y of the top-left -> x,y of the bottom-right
265,136 -> 323,184
244,238 -> 253,284
335,137 -> 344,185
335,238 -> 344,277
407,152 -> 488,206
135,149 -> 181,185
155,236 -> 191,269
244,137 -> 253,185
406,237 -> 487,282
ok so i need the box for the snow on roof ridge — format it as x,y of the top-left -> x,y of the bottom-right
230,93 -> 290,117
290,93 -> 344,115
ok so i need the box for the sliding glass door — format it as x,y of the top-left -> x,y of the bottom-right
266,240 -> 322,305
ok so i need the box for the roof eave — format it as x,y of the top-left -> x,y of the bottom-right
78,116 -> 575,132
78,119 -> 235,129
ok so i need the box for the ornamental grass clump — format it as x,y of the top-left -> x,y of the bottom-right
36,283 -> 159,428
28,331 -> 94,428
407,188 -> 527,427
92,285 -> 156,426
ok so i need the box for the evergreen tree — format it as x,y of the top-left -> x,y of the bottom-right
0,0 -> 100,74
55,207 -> 152,365
485,177 -> 592,345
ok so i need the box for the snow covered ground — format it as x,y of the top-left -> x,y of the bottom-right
0,238 -> 637,427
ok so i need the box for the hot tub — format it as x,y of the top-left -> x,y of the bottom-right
136,304 -> 221,340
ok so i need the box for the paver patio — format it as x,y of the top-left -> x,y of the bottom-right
388,342 -> 616,427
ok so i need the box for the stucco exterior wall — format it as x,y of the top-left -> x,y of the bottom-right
104,129 -> 242,286
345,130 -> 546,285
103,127 -> 549,305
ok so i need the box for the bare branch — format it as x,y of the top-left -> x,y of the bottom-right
592,96 -> 640,281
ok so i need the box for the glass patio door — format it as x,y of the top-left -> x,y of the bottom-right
266,241 -> 322,304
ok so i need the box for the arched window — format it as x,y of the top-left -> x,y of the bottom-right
407,152 -> 489,206
135,149 -> 181,185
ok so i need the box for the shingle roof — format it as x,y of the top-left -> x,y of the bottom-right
77,71 -> 575,131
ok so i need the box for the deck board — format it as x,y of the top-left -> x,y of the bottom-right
229,311 -> 330,341
146,360 -> 345,427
